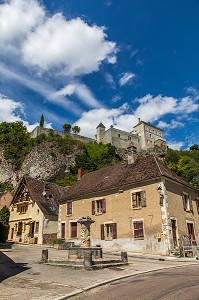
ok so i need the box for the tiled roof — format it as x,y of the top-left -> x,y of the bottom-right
13,176 -> 68,216
62,155 -> 192,201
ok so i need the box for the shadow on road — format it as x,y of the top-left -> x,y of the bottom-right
0,242 -> 30,282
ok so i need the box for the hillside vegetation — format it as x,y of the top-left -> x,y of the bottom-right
0,121 -> 198,191
0,122 -> 122,189
164,147 -> 199,190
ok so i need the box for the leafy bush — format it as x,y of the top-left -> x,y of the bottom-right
0,206 -> 10,243
52,238 -> 64,244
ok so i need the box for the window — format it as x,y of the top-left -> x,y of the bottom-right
66,201 -> 72,215
118,134 -> 120,138
128,136 -> 131,141
17,205 -> 27,214
35,222 -> 39,234
61,223 -> 65,239
187,222 -> 196,243
182,193 -> 193,212
92,199 -> 106,215
131,191 -> 146,208
70,222 -> 78,238
101,223 -> 117,240
133,221 -> 144,239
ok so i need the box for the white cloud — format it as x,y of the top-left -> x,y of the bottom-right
73,104 -> 128,138
73,92 -> 199,138
119,72 -> 135,86
52,83 -> 102,108
0,62 -> 82,115
167,141 -> 184,150
104,73 -> 116,89
0,94 -> 51,132
0,0 -> 117,112
0,0 -> 44,46
157,120 -> 184,129
112,95 -> 122,103
22,14 -> 117,76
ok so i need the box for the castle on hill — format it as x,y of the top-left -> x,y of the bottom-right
30,118 -> 166,153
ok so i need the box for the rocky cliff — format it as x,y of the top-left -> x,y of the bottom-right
0,141 -> 82,188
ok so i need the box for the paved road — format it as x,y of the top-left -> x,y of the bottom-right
0,243 -> 198,300
73,265 -> 199,300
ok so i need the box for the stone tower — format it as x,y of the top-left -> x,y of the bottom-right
96,123 -> 106,143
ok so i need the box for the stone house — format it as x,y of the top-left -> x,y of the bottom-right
8,176 -> 67,245
58,155 -> 199,255
96,119 -> 166,152
0,191 -> 13,209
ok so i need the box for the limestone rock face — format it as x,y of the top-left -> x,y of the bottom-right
18,141 -> 78,181
0,141 -> 80,187
0,147 -> 16,184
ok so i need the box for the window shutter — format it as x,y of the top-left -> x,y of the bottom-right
189,195 -> 193,212
133,221 -> 144,238
102,199 -> 106,213
182,194 -> 186,211
132,193 -> 137,208
67,202 -> 72,215
113,223 -> 117,239
101,224 -> 105,240
92,201 -> 95,215
141,191 -> 146,207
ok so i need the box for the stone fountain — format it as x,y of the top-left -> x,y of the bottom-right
68,216 -> 102,259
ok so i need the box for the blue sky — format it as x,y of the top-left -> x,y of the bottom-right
0,0 -> 199,149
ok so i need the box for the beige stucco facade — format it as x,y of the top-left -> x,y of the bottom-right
8,200 -> 58,244
59,178 -> 199,255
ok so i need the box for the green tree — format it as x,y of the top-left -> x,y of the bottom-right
72,125 -> 80,135
0,206 -> 10,243
0,121 -> 31,169
39,114 -> 44,127
190,144 -> 199,151
63,123 -> 71,134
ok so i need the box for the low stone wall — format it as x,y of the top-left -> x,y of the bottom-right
68,247 -> 102,259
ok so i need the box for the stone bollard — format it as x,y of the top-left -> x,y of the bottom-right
121,251 -> 128,263
41,249 -> 48,263
84,252 -> 93,270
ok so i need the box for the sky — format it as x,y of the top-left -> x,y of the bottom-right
0,0 -> 199,150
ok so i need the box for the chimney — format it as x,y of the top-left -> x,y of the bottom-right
127,144 -> 138,164
138,118 -> 141,123
77,167 -> 84,180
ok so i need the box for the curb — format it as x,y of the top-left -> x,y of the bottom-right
55,262 -> 198,300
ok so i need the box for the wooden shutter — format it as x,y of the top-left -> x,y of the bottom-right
132,193 -> 137,208
71,222 -> 77,238
61,223 -> 65,239
101,224 -> 105,240
92,200 -> 95,215
67,202 -> 72,215
189,195 -> 193,212
141,191 -> 146,207
182,193 -> 186,211
133,221 -> 144,238
113,223 -> 117,239
102,199 -> 106,213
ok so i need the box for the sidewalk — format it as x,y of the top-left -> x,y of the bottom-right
0,243 -> 198,300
